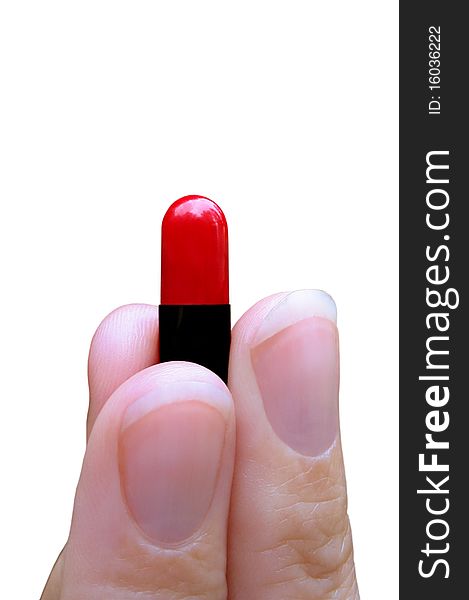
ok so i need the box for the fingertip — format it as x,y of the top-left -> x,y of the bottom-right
253,289 -> 337,345
89,303 -> 159,348
232,290 -> 337,347
87,303 -> 159,436
231,292 -> 288,348
118,361 -> 234,431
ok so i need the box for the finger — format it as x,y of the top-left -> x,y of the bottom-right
227,290 -> 359,599
40,545 -> 65,600
43,303 -> 159,596
61,362 -> 235,600
87,303 -> 159,437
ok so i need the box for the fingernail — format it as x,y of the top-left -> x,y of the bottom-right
251,290 -> 339,456
119,395 -> 226,544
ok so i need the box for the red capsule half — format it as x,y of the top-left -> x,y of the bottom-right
161,195 -> 229,305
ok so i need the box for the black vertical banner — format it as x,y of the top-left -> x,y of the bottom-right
400,3 -> 467,597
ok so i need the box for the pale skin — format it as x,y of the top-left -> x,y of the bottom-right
42,291 -> 360,599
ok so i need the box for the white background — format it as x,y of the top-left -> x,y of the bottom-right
0,1 -> 398,597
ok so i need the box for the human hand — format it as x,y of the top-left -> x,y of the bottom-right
42,290 -> 359,599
